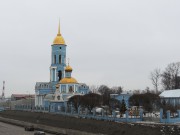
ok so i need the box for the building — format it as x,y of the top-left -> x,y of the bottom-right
11,94 -> 35,101
159,89 -> 180,107
35,22 -> 89,108
110,91 -> 133,108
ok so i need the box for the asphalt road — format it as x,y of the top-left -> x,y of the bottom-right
0,122 -> 54,135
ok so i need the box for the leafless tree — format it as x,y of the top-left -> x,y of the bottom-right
89,85 -> 99,93
161,62 -> 180,90
150,68 -> 161,93
110,86 -> 123,94
133,89 -> 141,94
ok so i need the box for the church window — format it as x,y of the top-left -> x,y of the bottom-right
62,86 -> 66,93
58,70 -> 62,81
59,55 -> 61,64
69,86 -> 74,93
54,55 -> 56,64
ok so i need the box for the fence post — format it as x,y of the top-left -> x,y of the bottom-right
65,105 -> 67,114
78,106 -> 81,115
160,108 -> 163,122
177,110 -> 180,118
102,109 -> 104,117
112,110 -> 116,118
71,104 -> 73,114
85,108 -> 88,115
166,110 -> 170,123
125,111 -> 129,122
93,108 -> 96,117
139,109 -> 143,120
64,102 -> 67,114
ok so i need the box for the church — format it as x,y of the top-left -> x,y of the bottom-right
35,22 -> 89,111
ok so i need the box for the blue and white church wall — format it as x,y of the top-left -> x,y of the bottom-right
78,83 -> 89,94
50,44 -> 66,90
35,82 -> 52,107
110,92 -> 133,108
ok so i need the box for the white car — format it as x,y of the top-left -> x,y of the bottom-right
34,131 -> 46,135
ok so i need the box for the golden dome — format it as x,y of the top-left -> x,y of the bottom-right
56,84 -> 60,88
60,77 -> 78,84
65,65 -> 73,72
53,21 -> 66,45
53,35 -> 65,45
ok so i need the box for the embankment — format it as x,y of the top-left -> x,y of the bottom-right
0,110 -> 168,135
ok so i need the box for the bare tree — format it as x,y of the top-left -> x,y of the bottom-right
161,62 -> 180,90
89,85 -> 99,93
81,93 -> 102,111
98,85 -> 111,105
150,68 -> 161,93
133,89 -> 141,94
110,86 -> 123,94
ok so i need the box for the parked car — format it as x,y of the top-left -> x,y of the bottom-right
34,131 -> 46,135
24,125 -> 34,131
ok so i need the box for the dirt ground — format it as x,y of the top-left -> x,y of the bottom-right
0,110 -> 179,135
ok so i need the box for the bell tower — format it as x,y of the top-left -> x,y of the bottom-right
50,21 -> 66,90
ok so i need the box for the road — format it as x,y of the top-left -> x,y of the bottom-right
0,121 -> 54,135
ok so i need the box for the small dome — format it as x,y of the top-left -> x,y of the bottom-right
53,34 -> 65,45
56,84 -> 60,88
60,77 -> 78,84
65,65 -> 72,72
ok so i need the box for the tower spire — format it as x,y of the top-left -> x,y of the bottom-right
57,19 -> 61,36
53,19 -> 65,45
67,58 -> 70,66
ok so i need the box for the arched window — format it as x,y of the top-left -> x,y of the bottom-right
69,86 -> 74,93
54,55 -> 56,64
58,70 -> 62,81
59,55 -> 61,64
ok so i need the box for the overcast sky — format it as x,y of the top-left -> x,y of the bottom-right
0,0 -> 180,96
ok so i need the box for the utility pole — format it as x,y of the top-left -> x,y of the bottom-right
2,81 -> 5,100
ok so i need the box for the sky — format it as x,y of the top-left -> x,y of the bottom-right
0,0 -> 180,97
